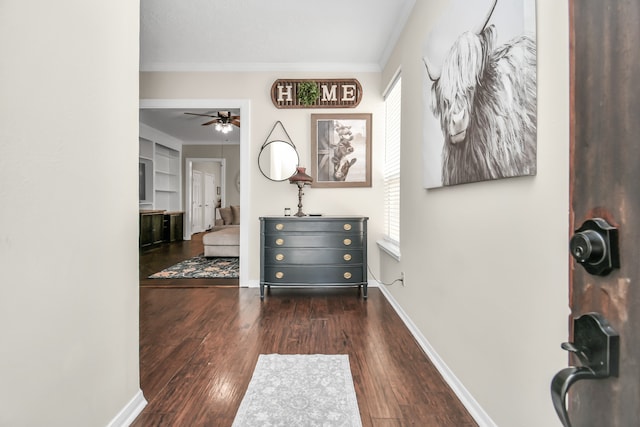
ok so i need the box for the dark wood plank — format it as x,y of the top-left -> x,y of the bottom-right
139,232 -> 239,287
135,239 -> 477,426
570,0 -> 640,425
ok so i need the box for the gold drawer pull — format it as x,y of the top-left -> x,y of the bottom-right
275,253 -> 285,261
343,238 -> 352,246
343,254 -> 352,261
343,223 -> 352,231
275,272 -> 284,279
275,238 -> 284,246
275,223 -> 284,231
343,272 -> 352,280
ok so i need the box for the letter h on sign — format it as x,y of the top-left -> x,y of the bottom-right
277,85 -> 293,102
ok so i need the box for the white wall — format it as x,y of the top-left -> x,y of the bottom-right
380,1 -> 569,426
140,72 -> 386,283
0,1 -> 143,426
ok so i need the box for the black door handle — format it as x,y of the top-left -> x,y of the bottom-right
551,313 -> 619,427
551,366 -> 599,427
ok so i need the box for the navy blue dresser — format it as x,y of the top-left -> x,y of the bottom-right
259,216 -> 368,299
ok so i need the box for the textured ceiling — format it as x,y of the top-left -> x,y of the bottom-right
139,0 -> 415,144
140,0 -> 415,72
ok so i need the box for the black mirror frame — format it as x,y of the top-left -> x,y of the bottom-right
258,121 -> 300,182
258,139 -> 300,182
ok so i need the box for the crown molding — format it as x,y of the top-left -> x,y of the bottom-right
378,0 -> 416,69
139,61 -> 382,73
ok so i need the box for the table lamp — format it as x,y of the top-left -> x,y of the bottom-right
289,167 -> 313,217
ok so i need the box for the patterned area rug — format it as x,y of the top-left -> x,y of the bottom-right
232,354 -> 362,427
148,256 -> 239,279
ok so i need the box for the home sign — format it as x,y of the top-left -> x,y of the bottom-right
271,79 -> 362,109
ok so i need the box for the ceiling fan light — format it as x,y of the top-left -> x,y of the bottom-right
215,123 -> 223,131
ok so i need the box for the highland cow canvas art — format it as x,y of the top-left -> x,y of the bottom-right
422,0 -> 537,188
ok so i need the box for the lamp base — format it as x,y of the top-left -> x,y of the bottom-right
294,183 -> 306,217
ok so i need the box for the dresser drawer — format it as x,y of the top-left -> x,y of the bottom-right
263,219 -> 363,233
263,233 -> 363,249
264,248 -> 363,265
263,266 -> 364,284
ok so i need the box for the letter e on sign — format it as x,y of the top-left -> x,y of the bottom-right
341,84 -> 356,101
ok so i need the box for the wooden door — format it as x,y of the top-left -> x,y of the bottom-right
192,170 -> 203,233
568,0 -> 640,425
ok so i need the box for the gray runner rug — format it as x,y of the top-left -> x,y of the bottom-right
232,354 -> 362,427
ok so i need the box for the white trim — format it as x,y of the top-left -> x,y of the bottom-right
376,239 -> 401,261
177,139 -> 240,146
139,123 -> 182,152
382,66 -> 403,99
244,278 -> 260,288
139,98 -> 251,287
106,389 -> 147,427
140,62 -> 382,73
378,0 -> 416,69
376,284 -> 497,427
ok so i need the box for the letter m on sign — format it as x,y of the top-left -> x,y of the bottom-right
321,85 -> 337,101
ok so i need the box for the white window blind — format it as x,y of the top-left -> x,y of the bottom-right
383,76 -> 401,245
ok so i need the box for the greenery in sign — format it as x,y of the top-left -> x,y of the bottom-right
297,81 -> 320,106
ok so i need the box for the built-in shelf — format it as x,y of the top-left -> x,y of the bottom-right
139,137 -> 181,212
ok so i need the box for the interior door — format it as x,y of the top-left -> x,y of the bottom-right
563,0 -> 640,425
192,170 -> 203,233
204,172 -> 216,230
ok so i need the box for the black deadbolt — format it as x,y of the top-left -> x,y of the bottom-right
570,230 -> 606,264
570,218 -> 619,276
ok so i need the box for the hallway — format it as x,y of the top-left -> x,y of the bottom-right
135,285 -> 476,426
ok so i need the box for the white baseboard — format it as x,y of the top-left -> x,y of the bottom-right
375,283 -> 497,427
242,278 -> 260,288
106,389 -> 147,427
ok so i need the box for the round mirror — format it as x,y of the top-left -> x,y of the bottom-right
258,140 -> 299,181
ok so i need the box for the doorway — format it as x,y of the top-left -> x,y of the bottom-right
139,99 -> 251,286
187,158 -> 225,234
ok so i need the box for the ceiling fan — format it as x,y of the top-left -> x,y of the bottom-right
184,111 -> 240,129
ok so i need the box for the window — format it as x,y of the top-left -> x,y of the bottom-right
380,74 -> 401,260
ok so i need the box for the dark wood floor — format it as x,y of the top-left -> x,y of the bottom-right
139,232 -> 239,287
135,237 -> 477,426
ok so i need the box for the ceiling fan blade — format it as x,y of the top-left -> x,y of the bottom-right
184,112 -> 217,118
230,115 -> 240,120
231,119 -> 241,128
201,119 -> 220,126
